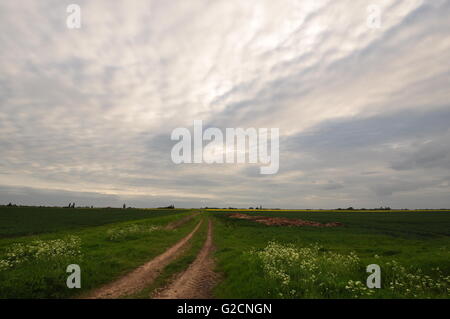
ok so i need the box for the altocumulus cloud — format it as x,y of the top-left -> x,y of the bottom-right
0,0 -> 449,208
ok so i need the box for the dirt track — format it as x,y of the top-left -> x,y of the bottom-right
154,219 -> 218,299
165,213 -> 199,230
85,219 -> 203,299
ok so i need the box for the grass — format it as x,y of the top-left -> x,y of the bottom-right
0,206 -> 188,238
0,209 -> 201,298
211,210 -> 450,299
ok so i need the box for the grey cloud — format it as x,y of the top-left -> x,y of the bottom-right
321,182 -> 345,191
286,107 -> 450,153
0,0 -> 449,209
390,136 -> 450,171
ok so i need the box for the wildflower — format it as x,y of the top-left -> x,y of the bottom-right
107,224 -> 159,241
0,236 -> 82,271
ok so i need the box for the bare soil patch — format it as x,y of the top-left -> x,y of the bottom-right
153,219 -> 219,299
84,220 -> 203,299
228,213 -> 343,227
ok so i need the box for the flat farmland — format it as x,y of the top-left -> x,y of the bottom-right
0,207 -> 188,238
211,210 -> 450,299
0,207 -> 449,299
0,207 -> 202,298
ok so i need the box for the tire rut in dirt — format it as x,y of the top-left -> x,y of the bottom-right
165,213 -> 199,230
84,219 -> 203,299
153,219 -> 219,299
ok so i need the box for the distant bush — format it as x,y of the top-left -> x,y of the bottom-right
158,205 -> 175,209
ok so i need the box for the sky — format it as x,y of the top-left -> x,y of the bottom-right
0,0 -> 449,209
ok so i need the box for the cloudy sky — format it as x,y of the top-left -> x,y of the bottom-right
1,0 -> 449,209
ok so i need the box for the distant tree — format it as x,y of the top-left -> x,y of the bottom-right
123,203 -> 126,209
159,204 -> 175,209
249,207 -> 254,210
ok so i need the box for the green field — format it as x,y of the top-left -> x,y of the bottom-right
0,207 -> 449,299
0,206 -> 202,298
0,206 -> 188,238
212,210 -> 450,299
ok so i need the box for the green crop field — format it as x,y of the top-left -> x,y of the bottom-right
212,210 -> 450,299
0,206 -> 188,238
0,206 -> 202,298
0,207 -> 449,299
